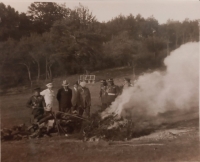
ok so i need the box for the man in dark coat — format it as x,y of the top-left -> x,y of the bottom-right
106,78 -> 119,106
71,81 -> 80,113
57,80 -> 72,113
27,87 -> 46,123
78,81 -> 91,118
99,79 -> 108,111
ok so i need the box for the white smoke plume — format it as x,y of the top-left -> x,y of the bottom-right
102,42 -> 199,121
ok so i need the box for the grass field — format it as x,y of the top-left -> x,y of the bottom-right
1,67 -> 199,162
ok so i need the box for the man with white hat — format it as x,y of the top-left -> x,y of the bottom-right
78,81 -> 91,118
40,82 -> 55,112
56,80 -> 72,113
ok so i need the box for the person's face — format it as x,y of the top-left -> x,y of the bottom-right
48,87 -> 53,90
34,91 -> 40,96
63,86 -> 68,89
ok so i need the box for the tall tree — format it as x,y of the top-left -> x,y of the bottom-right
27,2 -> 70,34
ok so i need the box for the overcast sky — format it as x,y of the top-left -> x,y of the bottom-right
1,0 -> 200,24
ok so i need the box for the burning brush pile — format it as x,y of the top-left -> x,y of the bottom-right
83,112 -> 157,141
84,42 -> 199,141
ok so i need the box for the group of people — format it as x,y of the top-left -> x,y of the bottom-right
26,80 -> 91,125
26,78 -> 133,125
99,78 -> 133,110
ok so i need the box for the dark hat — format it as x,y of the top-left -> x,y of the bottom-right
107,78 -> 113,82
100,79 -> 106,83
124,78 -> 131,82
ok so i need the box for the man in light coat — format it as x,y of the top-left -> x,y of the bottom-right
40,83 -> 55,112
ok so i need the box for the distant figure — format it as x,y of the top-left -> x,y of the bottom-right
40,83 -> 55,112
79,81 -> 91,118
57,80 -> 72,113
71,81 -> 80,113
106,78 -> 119,106
99,79 -> 108,111
27,87 -> 46,123
123,78 -> 133,89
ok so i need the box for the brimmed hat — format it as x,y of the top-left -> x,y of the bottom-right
124,78 -> 131,82
80,81 -> 87,87
46,83 -> 53,88
107,78 -> 113,82
62,80 -> 69,86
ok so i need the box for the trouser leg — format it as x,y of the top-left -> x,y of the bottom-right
85,106 -> 90,118
79,107 -> 84,116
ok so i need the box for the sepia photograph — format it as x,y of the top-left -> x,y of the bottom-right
0,0 -> 200,161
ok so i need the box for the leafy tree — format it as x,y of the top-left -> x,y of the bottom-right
27,2 -> 70,34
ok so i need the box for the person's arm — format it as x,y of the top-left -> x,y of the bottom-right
88,88 -> 91,106
40,90 -> 45,96
69,89 -> 72,100
100,88 -> 102,97
41,96 -> 46,108
26,97 -> 32,108
56,89 -> 61,101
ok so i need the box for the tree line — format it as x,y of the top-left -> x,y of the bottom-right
0,2 -> 199,89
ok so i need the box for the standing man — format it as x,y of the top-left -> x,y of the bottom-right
123,78 -> 133,89
99,79 -> 108,111
57,80 -> 72,113
71,81 -> 80,113
106,78 -> 119,106
40,82 -> 55,112
79,81 -> 91,118
27,87 -> 46,123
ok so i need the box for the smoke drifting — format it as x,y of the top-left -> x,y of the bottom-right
102,42 -> 199,121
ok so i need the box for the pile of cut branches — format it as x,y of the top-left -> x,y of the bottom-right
83,113 -> 156,141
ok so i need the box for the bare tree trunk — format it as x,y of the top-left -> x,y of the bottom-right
19,63 -> 32,88
37,61 -> 40,82
45,57 -> 48,80
48,64 -> 53,81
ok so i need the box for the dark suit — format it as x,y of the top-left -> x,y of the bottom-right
78,87 -> 91,117
57,87 -> 72,113
26,95 -> 46,123
100,85 -> 108,110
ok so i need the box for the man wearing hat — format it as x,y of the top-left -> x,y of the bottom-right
78,81 -> 91,118
99,80 -> 108,111
57,80 -> 72,113
123,78 -> 133,89
71,81 -> 80,113
106,78 -> 119,106
40,82 -> 55,112
27,87 -> 46,123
